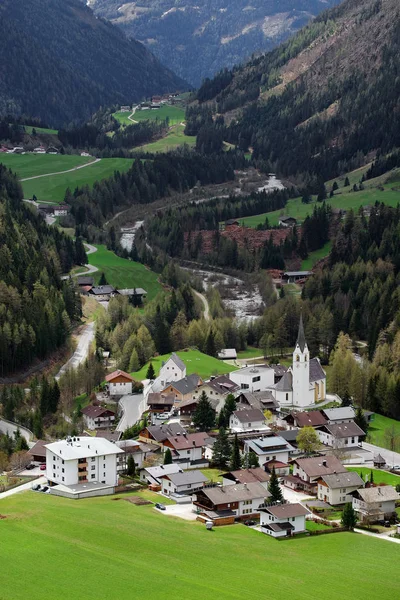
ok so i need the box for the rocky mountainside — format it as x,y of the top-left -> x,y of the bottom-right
0,0 -> 186,127
87,0 -> 341,86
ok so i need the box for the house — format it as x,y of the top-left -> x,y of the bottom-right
46,146 -> 59,154
161,470 -> 208,496
192,375 -> 239,411
287,455 -> 347,494
34,146 -> 46,154
162,374 -> 203,403
283,410 -> 327,429
317,471 -> 364,505
316,422 -> 365,448
80,151 -> 91,157
115,439 -> 155,471
222,468 -> 270,490
139,422 -> 187,447
159,353 -> 186,382
120,105 -> 131,112
235,391 -> 279,415
351,486 -> 399,522
28,440 -> 48,463
229,365 -> 275,392
81,405 -> 115,430
264,459 -> 290,476
45,436 -> 123,498
260,503 -> 310,537
279,216 -> 297,228
244,435 -> 294,467
269,316 -> 326,407
194,482 -> 270,524
147,392 -> 175,416
117,288 -> 147,303
163,431 -> 210,469
281,271 -> 313,283
88,285 -> 116,301
178,395 -> 218,423
321,407 -> 356,424
140,463 -> 182,486
37,203 -> 54,215
54,205 -> 70,217
218,348 -> 237,360
77,276 -> 94,288
229,408 -> 267,432
105,370 -> 134,396
279,429 -> 302,455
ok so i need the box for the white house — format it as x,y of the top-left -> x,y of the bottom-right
163,432 -> 210,469
81,405 -> 115,430
45,436 -> 123,497
317,471 -> 364,505
191,375 -> 239,412
115,439 -> 155,471
222,468 -> 270,491
159,353 -> 186,382
229,365 -> 275,392
316,422 -> 365,448
321,407 -> 356,424
260,503 -> 310,537
105,370 -> 134,396
244,435 -> 294,466
54,205 -> 69,217
160,470 -> 208,496
287,455 -> 347,494
218,349 -> 237,360
229,408 -> 268,432
140,463 -> 183,485
351,486 -> 399,522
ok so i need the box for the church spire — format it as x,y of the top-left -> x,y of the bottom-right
296,313 -> 306,352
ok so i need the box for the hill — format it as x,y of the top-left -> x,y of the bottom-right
194,0 -> 400,182
0,0 -> 186,127
88,0 -> 341,86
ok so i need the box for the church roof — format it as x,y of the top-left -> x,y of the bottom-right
275,370 -> 293,392
296,314 -> 307,352
309,358 -> 326,382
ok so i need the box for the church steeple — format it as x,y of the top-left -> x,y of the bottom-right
296,313 -> 307,352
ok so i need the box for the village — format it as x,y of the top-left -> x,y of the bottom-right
21,318 -> 400,541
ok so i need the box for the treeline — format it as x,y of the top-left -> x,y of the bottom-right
0,165 -> 83,375
365,150 -> 400,181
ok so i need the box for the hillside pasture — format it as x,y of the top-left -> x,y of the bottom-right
0,492 -> 399,600
347,466 -> 400,487
0,153 -> 92,179
366,413 -> 400,451
135,123 -> 195,153
113,105 -> 185,127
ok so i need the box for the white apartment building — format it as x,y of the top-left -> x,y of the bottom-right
229,365 -> 275,392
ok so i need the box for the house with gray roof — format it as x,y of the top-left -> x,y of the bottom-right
194,482 -> 270,523
162,373 -> 203,403
351,486 -> 399,522
316,421 -> 365,448
321,407 -> 356,423
260,503 -> 310,537
317,471 -> 364,505
140,463 -> 182,486
229,407 -> 267,432
160,470 -> 208,496
235,391 -> 279,414
244,435 -> 294,466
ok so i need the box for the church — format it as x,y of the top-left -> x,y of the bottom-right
270,315 -> 326,408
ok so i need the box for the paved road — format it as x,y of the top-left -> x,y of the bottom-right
20,158 -> 101,181
0,476 -> 46,501
61,243 -> 98,280
117,394 -> 145,432
0,419 -> 33,443
361,441 -> 400,468
193,290 -> 210,321
55,322 -> 95,380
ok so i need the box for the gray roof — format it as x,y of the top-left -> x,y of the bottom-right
263,502 -> 310,519
322,407 -> 356,421
246,436 -> 293,455
320,422 -> 365,438
146,422 -> 186,442
296,314 -> 307,352
197,482 -> 269,504
274,370 -> 293,392
230,365 -> 272,377
279,429 -> 301,443
232,408 -> 266,423
294,455 -> 347,478
222,468 -> 270,484
77,276 -> 94,286
373,453 -> 386,465
264,521 -> 295,533
90,285 -> 115,295
354,486 -> 399,503
237,391 -> 277,410
279,216 -> 297,223
169,353 -> 186,372
143,464 -> 182,479
309,358 -> 326,382
147,393 -> 175,407
162,470 -> 208,486
320,471 -> 364,489
117,288 -> 147,296
207,375 -> 239,395
283,271 -> 313,277
169,373 -> 200,395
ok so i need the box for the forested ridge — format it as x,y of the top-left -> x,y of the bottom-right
0,166 -> 85,376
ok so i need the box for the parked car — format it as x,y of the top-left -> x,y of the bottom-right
32,484 -> 41,491
155,503 -> 166,510
39,463 -> 46,471
25,463 -> 35,470
41,486 -> 49,493
391,465 -> 400,471
244,520 -> 256,526
384,520 -> 391,527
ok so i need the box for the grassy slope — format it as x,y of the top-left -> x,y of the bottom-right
301,241 -> 332,270
136,124 -> 196,153
131,349 -> 236,381
22,158 -> 134,203
88,245 -> 161,301
0,492 -> 399,600
347,467 -> 400,487
0,154 -> 92,179
113,105 -> 185,126
237,347 -> 264,359
24,125 -> 59,134
367,413 -> 400,450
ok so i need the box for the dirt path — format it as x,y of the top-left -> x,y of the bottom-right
62,243 -> 98,279
55,322 -> 95,380
128,106 -> 139,124
193,289 -> 210,321
20,158 -> 101,181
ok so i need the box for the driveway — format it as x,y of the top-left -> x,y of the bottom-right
55,322 -> 95,380
117,394 -> 145,432
361,442 -> 400,469
162,502 -> 198,521
281,486 -> 312,504
0,476 -> 46,501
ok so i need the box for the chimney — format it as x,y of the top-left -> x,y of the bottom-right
322,459 -> 327,467
244,483 -> 248,489
193,441 -> 196,446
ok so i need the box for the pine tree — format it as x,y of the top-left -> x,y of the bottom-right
146,363 -> 156,380
217,407 -> 228,429
354,407 -> 368,435
98,272 -> 108,285
212,428 -> 231,468
344,177 -> 350,187
230,434 -> 241,470
49,380 -> 60,413
205,329 -> 216,357
164,448 -> 173,465
223,394 -> 237,422
370,470 -> 374,485
247,451 -> 260,468
268,467 -> 283,502
193,391 -> 216,431
341,502 -> 357,530
126,454 -> 136,477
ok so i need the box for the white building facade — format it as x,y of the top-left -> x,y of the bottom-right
229,365 -> 275,392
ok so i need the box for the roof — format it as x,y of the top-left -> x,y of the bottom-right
95,430 -> 121,442
246,436 -> 293,455
81,405 -> 115,418
320,422 -> 365,439
279,429 -> 301,443
90,285 -> 115,295
264,522 -> 295,533
373,453 -> 386,465
147,393 -> 175,407
206,375 -> 239,395
232,408 -> 266,423
145,423 -> 186,442
167,353 -> 186,372
309,358 -> 326,382
105,370 -> 134,383
167,373 -> 201,395
230,365 -> 272,377
264,460 -> 289,469
272,364 -> 288,377
320,471 -> 364,489
288,410 -> 327,428
222,468 -> 270,484
283,271 -> 313,277
279,216 -> 297,222
165,432 -> 209,450
77,276 -> 94,286
322,407 -> 356,421
197,482 -> 269,504
162,470 -> 208,486
274,370 -> 293,392
237,391 -> 277,411
354,486 -> 399,503
142,464 -> 182,479
296,314 -> 307,352
218,349 -> 237,359
262,503 -> 310,519
117,288 -> 147,296
45,437 -> 123,460
294,455 -> 347,478
28,439 -> 47,458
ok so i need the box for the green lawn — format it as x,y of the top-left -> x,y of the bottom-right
200,468 -> 224,483
0,492 -> 399,600
301,241 -> 332,270
237,347 -> 264,359
306,520 -> 333,531
136,123 -> 196,153
0,153 -> 92,179
24,125 -> 58,135
366,413 -> 400,451
131,349 -> 236,381
88,245 -> 162,301
347,467 -> 400,487
113,105 -> 185,127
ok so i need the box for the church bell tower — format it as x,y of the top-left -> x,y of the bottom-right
292,314 -> 310,407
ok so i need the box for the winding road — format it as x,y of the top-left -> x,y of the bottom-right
127,106 -> 139,124
0,418 -> 33,443
61,243 -> 98,280
193,289 -> 210,321
20,158 -> 101,182
55,322 -> 95,380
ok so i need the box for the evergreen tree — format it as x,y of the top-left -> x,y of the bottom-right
164,448 -> 173,465
217,408 -> 228,429
146,363 -> 156,380
193,391 -> 216,431
370,470 -> 374,485
341,502 -> 357,530
223,394 -> 237,423
268,467 -> 283,503
205,329 -> 216,357
212,427 -> 231,468
354,407 -> 368,436
344,177 -> 350,187
98,272 -> 108,286
126,454 -> 136,477
230,433 -> 241,470
247,451 -> 260,468
49,380 -> 61,413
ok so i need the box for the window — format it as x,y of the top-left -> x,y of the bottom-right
103,473 -> 106,477
286,393 -> 289,401
91,457 -> 95,462
248,423 -> 251,427
91,474 -> 95,479
62,468 -> 64,473
351,437 -> 355,444
62,477 -> 64,482
53,473 -> 56,478
91,466 -> 95,471
103,464 -> 106,468
241,383 -> 249,390
252,376 -> 260,383
62,460 -> 64,465
292,517 -> 295,522
296,355 -> 300,362
53,456 -> 56,461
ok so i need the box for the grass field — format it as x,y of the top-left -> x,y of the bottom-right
347,467 -> 400,487
0,492 -> 399,600
237,347 -> 264,359
131,349 -> 236,381
366,413 -> 400,451
306,520 -> 333,531
24,125 -> 58,135
136,123 -> 196,153
88,245 -> 162,301
22,158 -> 134,203
113,105 -> 185,127
0,153 -> 92,179
301,241 -> 332,270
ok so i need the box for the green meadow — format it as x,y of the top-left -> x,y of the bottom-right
0,491 -> 399,600
24,125 -> 59,135
88,245 -> 162,301
366,413 -> 400,451
301,241 -> 332,270
113,104 -> 185,126
131,349 -> 236,380
347,466 -> 400,487
136,123 -> 196,153
0,153 -> 92,179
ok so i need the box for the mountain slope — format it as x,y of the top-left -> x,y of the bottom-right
0,0 -> 186,127
195,0 -> 400,181
88,0 -> 341,86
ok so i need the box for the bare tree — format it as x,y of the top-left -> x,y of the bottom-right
384,426 -> 399,452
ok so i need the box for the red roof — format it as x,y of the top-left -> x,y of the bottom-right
105,370 -> 134,382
